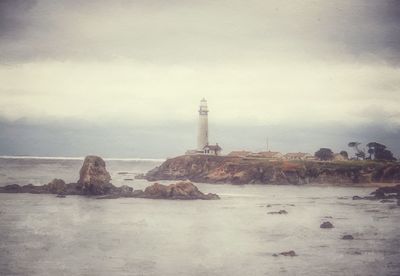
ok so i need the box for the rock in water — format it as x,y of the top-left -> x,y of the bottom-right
320,221 -> 334,229
144,181 -> 220,200
78,156 -> 113,195
267,210 -> 288,215
46,179 -> 66,194
342,235 -> 354,240
0,184 -> 23,193
273,250 -> 297,257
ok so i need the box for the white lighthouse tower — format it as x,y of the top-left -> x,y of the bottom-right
197,98 -> 209,150
185,98 -> 221,156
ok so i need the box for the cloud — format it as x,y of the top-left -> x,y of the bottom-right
0,59 -> 399,126
0,0 -> 399,157
0,0 -> 399,64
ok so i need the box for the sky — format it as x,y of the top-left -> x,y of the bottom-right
0,0 -> 399,158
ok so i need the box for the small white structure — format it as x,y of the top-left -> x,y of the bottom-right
203,143 -> 222,156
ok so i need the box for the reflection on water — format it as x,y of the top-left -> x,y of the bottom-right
0,158 -> 399,276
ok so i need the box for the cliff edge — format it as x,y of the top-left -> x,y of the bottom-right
145,155 -> 400,185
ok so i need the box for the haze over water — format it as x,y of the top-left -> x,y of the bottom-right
0,157 -> 399,276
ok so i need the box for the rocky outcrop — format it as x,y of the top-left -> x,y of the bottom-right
0,179 -> 70,195
0,155 -> 220,200
142,181 -> 219,200
0,156 -> 126,197
0,181 -> 82,195
0,181 -> 219,200
353,184 -> 400,201
371,185 -> 400,199
77,155 -> 113,195
146,155 -> 400,185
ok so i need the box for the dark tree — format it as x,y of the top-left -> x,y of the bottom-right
339,151 -> 348,159
366,142 -> 397,161
348,141 -> 365,160
315,148 -> 334,161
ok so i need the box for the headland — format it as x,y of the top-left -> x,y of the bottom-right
145,154 -> 400,187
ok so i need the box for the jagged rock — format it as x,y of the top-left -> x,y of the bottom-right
320,221 -> 334,229
342,235 -> 354,240
370,184 -> 400,199
355,184 -> 400,201
143,181 -> 220,200
96,182 -> 219,200
0,181 -> 218,201
77,155 -> 113,195
0,184 -> 23,193
267,210 -> 288,215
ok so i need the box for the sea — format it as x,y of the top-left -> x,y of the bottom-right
0,156 -> 399,276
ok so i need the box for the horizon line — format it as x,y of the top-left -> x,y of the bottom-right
0,155 -> 165,162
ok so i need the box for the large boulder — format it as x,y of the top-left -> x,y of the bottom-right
143,181 -> 220,200
77,156 -> 113,195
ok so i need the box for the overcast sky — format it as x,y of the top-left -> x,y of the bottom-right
0,0 -> 399,158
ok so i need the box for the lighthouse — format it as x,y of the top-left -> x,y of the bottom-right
185,98 -> 221,156
197,98 -> 209,150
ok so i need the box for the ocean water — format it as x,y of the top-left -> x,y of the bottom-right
0,157 -> 399,276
